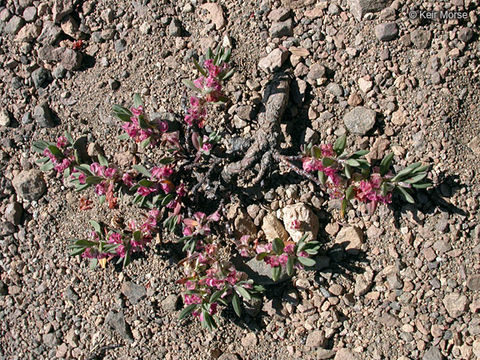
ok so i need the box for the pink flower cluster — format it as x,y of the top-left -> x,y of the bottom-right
184,59 -> 228,127
122,105 -> 168,144
182,211 -> 220,236
355,173 -> 392,208
43,136 -> 74,174
257,243 -> 297,268
77,162 -> 117,196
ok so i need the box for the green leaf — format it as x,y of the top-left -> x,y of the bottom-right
193,58 -> 208,77
311,146 -> 322,159
47,145 -> 63,158
297,256 -> 316,267
380,153 -> 394,176
345,158 -> 360,167
405,173 -> 427,184
182,79 -> 201,93
32,140 -> 50,154
138,179 -> 153,187
97,154 -> 108,167
412,165 -> 429,175
40,161 -> 55,171
138,116 -> 149,129
161,194 -> 174,206
412,182 -> 432,189
220,68 -> 235,81
235,285 -> 251,301
340,198 -> 348,218
232,292 -> 242,317
344,164 -> 352,179
392,166 -> 415,182
210,289 -> 225,303
345,185 -> 355,200
160,157 -> 175,165
286,256 -> 294,276
322,157 -> 334,167
89,220 -> 101,233
222,47 -> 232,62
272,266 -> 281,282
69,247 -> 86,256
179,304 -> 197,320
85,176 -> 103,185
74,239 -> 98,247
333,134 -> 347,156
140,137 -> 151,149
353,149 -> 369,157
117,133 -> 130,140
207,48 -> 213,59
132,164 -> 152,178
318,171 -> 326,185
272,238 -> 284,255
65,132 -> 74,145
133,93 -> 143,108
396,186 -> 415,203
112,104 -> 133,122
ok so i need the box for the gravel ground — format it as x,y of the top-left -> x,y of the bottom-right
0,0 -> 479,359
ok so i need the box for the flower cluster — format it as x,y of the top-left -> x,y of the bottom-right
34,134 -> 76,176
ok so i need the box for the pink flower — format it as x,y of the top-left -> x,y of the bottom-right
160,181 -> 173,194
152,166 -> 173,179
284,244 -> 295,254
184,114 -> 194,126
104,167 -> 116,178
176,183 -> 186,197
78,173 -> 87,184
95,183 -> 106,195
184,294 -> 202,305
291,220 -> 301,230
190,96 -> 200,107
321,144 -> 334,157
54,158 -> 71,173
158,120 -> 168,132
193,77 -> 205,89
90,162 -> 105,176
302,158 -> 321,172
43,148 -> 56,161
122,173 -> 135,187
138,129 -> 153,141
138,186 -> 155,196
265,256 -> 280,268
206,278 -> 223,290
122,122 -> 138,138
130,106 -> 143,117
56,136 -> 68,148
278,253 -> 289,265
202,142 -> 212,152
209,303 -> 218,315
256,243 -> 272,254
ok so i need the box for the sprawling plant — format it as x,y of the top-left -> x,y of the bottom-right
32,47 -> 431,329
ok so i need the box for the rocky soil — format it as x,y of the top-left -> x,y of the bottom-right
1,0 -> 480,359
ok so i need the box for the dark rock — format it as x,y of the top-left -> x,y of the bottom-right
168,18 -> 182,37
270,19 -> 293,38
52,64 -> 67,79
5,202 -> 23,225
0,222 -> 16,236
458,27 -> 473,43
234,257 -> 290,286
243,296 -> 263,317
411,29 -> 432,49
31,67 -> 51,89
121,281 -> 146,305
0,280 -> 7,295
109,79 -> 120,90
106,311 -> 133,342
33,102 -> 55,128
343,106 -> 376,135
12,169 -> 46,201
375,22 -> 398,41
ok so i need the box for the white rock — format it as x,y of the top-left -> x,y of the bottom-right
0,109 -> 11,127
200,3 -> 226,30
282,203 -> 319,242
258,48 -> 288,73
358,77 -> 373,93
335,226 -> 364,252
262,213 -> 289,242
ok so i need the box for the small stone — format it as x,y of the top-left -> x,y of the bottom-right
307,63 -> 326,82
0,109 -> 11,127
139,22 -> 151,35
106,311 -> 133,341
268,8 -> 291,22
218,353 -> 240,360
306,330 -> 326,348
114,39 -> 127,52
200,3 -> 226,30
282,203 -> 319,242
423,346 -> 444,360
14,23 -> 41,42
55,343 -> 68,358
33,102 -> 55,128
12,170 -> 46,201
43,333 -> 60,347
168,18 -> 182,37
262,213 -> 289,242
411,29 -> 432,49
343,106 -> 376,135
31,67 -> 51,89
53,0 -> 74,23
161,294 -> 179,312
326,83 -> 343,97
109,79 -> 120,90
348,93 -> 363,106
23,6 -> 37,22
241,333 -> 258,348
5,15 -> 25,34
60,48 -> 83,71
354,267 -> 374,296
234,209 -> 257,238
236,105 -> 254,120
5,202 -> 23,225
121,281 -> 146,305
348,0 -> 391,21
358,77 -> 373,93
467,274 -> 480,291
443,293 -> 469,318
458,27 -> 473,43
258,48 -> 288,73
375,22 -> 398,41
329,284 -> 344,296
52,65 -> 67,79
0,280 -> 7,296
391,109 -> 405,126
270,19 -> 293,38
37,21 -> 62,45
334,348 -> 358,360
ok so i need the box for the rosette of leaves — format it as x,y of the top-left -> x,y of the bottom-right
32,131 -> 77,176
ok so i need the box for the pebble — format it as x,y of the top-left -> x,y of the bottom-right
121,281 -> 146,305
423,346 -> 444,360
467,274 -> 480,291
262,212 -> 289,241
0,109 -> 11,127
306,330 -> 326,348
270,19 -> 293,38
258,48 -> 288,73
106,311 -> 133,342
348,0 -> 391,21
443,293 -> 469,318
343,106 -> 376,135
200,3 -> 226,30
410,29 -> 432,49
375,22 -> 398,42
168,18 -> 182,37
33,102 -> 55,128
31,67 -> 51,89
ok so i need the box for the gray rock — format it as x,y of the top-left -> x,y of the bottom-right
258,48 -> 288,73
114,39 -> 126,52
109,79 -> 120,90
458,27 -> 473,43
53,0 -> 74,23
65,286 -> 79,302
348,0 -> 391,21
60,48 -> 83,71
306,330 -> 326,348
327,82 -> 344,97
467,274 -> 480,291
218,353 -> 240,360
270,19 -> 293,38
236,105 -> 254,120
268,8 -> 291,22
5,202 -> 23,225
31,67 -> 51,89
423,346 -> 444,360
161,294 -> 179,312
234,257 -> 290,286
375,22 -> 398,41
317,349 -> 336,359
307,63 -> 326,81
52,64 -> 67,79
33,102 -> 55,128
23,6 -> 37,22
106,311 -> 133,341
0,222 -> 16,236
443,293 -> 469,318
12,170 -> 46,201
121,281 -> 146,305
42,333 -> 60,347
37,21 -> 62,45
343,106 -> 376,135
5,15 -> 25,34
168,18 -> 182,37
411,29 -> 432,49
0,109 -> 11,127
354,268 -> 374,296
21,112 -> 32,124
